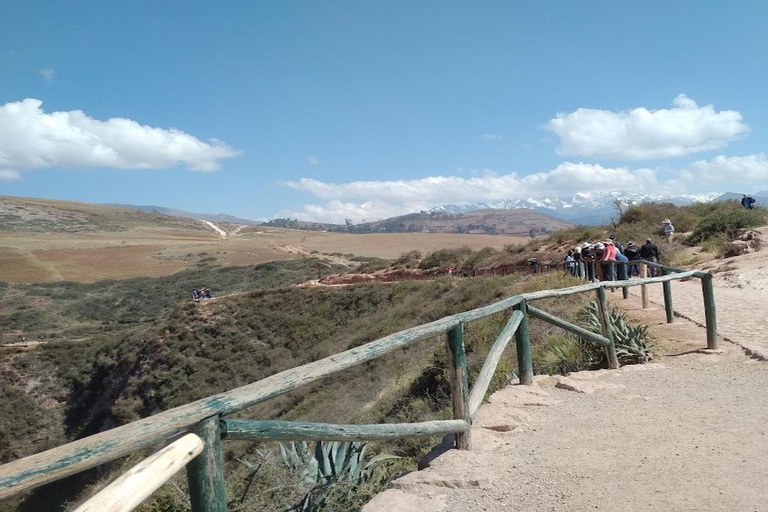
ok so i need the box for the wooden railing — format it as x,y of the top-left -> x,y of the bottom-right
0,262 -> 717,511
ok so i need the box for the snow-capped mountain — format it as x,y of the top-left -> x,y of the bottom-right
431,191 -> 721,225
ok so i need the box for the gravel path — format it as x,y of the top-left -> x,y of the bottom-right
365,283 -> 768,512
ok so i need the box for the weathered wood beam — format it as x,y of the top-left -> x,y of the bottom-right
468,311 -> 524,419
514,301 -> 533,385
221,419 -> 469,441
596,287 -> 620,369
526,305 -> 610,348
447,323 -> 472,450
701,273 -> 718,349
73,433 -> 203,512
187,417 -> 226,512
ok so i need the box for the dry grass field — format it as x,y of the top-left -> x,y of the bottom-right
0,197 -> 527,283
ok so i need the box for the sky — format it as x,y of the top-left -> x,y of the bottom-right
1,1 -> 768,223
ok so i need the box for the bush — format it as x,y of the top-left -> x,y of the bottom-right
418,247 -> 473,270
687,206 -> 767,244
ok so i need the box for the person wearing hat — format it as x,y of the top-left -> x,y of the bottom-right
661,219 -> 675,242
624,241 -> 640,277
581,243 -> 596,281
600,240 -> 617,281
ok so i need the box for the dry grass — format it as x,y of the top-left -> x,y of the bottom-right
1,221 -> 526,284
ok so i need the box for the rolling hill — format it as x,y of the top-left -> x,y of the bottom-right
110,203 -> 261,226
361,208 -> 572,236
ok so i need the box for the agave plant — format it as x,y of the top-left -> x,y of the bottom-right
582,301 -> 653,364
279,440 -> 401,511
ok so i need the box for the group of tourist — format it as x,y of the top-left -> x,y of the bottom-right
564,235 -> 660,282
192,287 -> 212,301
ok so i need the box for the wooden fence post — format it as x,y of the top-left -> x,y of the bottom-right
640,263 -> 649,308
620,262 -> 629,299
187,416 -> 227,512
447,323 -> 472,450
596,287 -> 620,369
513,301 -> 533,385
662,269 -> 674,323
701,273 -> 718,349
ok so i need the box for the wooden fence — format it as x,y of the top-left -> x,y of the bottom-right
0,260 -> 717,511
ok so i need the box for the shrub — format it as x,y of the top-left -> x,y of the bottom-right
687,206 -> 767,244
418,247 -> 473,269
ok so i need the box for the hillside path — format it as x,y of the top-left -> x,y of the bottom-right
200,220 -> 227,239
365,284 -> 768,512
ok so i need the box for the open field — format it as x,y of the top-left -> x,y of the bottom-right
0,197 -> 527,283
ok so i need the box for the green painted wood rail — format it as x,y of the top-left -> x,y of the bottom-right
0,265 -> 719,511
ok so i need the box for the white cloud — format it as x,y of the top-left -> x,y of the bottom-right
0,98 -> 241,179
37,68 -> 55,82
0,170 -> 21,182
546,94 -> 748,160
307,155 -> 319,165
688,153 -> 768,182
281,162 -> 658,223
481,133 -> 504,141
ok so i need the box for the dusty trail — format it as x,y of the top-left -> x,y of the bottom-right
365,281 -> 768,512
200,220 -> 227,239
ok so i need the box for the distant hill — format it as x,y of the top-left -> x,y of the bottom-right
714,192 -> 768,207
0,196 -> 208,233
267,209 -> 571,236
431,191 -> 720,225
362,208 -> 572,236
110,203 -> 261,226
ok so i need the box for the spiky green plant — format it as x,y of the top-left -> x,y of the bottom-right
582,301 -> 653,364
278,440 -> 400,511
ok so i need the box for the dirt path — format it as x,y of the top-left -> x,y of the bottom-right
365,288 -> 768,512
200,220 -> 227,239
631,271 -> 768,360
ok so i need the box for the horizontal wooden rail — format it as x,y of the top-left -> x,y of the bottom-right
0,267 -> 709,500
73,434 -> 203,512
526,305 -> 611,347
221,419 -> 469,442
637,260 -> 708,278
467,311 -> 524,419
520,270 -> 698,302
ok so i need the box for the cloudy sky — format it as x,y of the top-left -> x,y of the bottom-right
2,1 -> 767,223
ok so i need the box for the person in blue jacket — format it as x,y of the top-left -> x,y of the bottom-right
742,194 -> 756,209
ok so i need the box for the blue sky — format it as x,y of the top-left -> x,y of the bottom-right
1,1 -> 767,222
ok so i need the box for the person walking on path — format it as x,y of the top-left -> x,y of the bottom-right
742,194 -> 756,209
640,238 -> 659,277
661,219 -> 675,242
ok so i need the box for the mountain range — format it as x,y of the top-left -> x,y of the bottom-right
430,191 -> 725,225
108,204 -> 262,225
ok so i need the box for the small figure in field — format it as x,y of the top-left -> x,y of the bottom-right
528,257 -> 539,273
640,238 -> 659,277
661,219 -> 675,242
203,288 -> 211,300
192,288 -> 199,301
742,194 -> 756,210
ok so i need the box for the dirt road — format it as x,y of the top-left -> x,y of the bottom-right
365,285 -> 768,512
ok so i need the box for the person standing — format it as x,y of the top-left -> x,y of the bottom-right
639,238 -> 659,277
609,234 -> 623,255
661,219 -> 675,242
742,194 -> 756,209
624,241 -> 640,277
564,250 -> 576,276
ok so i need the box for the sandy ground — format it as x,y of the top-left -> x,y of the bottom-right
366,272 -> 768,512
